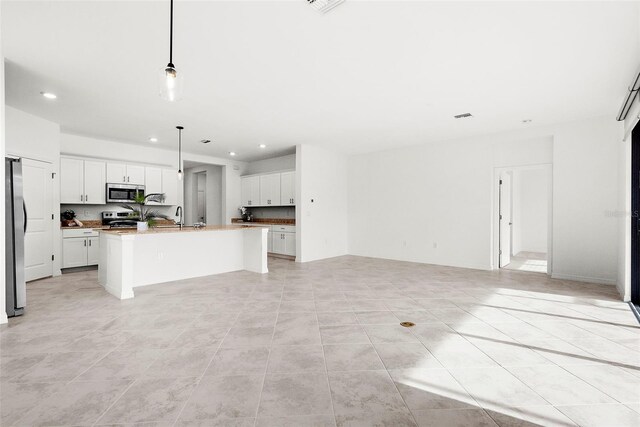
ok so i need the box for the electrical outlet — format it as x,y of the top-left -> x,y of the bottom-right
84,210 -> 89,216
433,242 -> 438,249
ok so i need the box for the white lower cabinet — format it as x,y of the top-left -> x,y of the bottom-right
62,229 -> 100,268
87,237 -> 100,265
270,225 -> 296,257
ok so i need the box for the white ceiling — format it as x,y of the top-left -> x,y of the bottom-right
3,1 -> 639,161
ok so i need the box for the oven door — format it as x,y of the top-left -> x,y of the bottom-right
106,184 -> 145,203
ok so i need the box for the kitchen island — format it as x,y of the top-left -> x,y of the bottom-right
98,225 -> 269,299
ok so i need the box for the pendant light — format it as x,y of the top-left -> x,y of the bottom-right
176,126 -> 184,180
160,0 -> 183,101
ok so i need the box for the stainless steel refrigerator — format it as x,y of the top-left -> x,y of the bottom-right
5,157 -> 26,317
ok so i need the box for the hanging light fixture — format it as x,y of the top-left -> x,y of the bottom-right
176,126 -> 184,180
160,0 -> 183,101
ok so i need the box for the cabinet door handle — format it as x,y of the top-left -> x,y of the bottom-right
88,240 -> 91,247
127,176 -> 130,182
84,239 -> 87,247
85,195 -> 88,202
123,176 -> 126,182
80,195 -> 83,202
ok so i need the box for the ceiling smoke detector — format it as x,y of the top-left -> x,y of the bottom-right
307,0 -> 345,14
454,113 -> 473,119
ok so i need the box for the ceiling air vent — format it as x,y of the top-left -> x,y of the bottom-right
454,113 -> 473,119
307,0 -> 345,14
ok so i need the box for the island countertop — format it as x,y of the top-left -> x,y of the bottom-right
99,224 -> 269,235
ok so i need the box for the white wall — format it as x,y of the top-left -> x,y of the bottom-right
348,117 -> 621,284
513,168 -> 548,254
296,144 -> 348,262
244,153 -> 295,175
184,164 -> 223,225
5,106 -> 62,276
1,25 -> 6,322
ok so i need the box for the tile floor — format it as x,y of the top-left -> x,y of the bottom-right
1,255 -> 639,427
503,252 -> 548,274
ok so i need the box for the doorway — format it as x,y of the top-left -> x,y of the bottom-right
195,171 -> 207,223
494,165 -> 552,274
631,123 -> 640,307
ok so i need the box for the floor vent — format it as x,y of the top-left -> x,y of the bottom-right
307,0 -> 345,14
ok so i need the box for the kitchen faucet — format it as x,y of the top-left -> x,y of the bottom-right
175,206 -> 183,230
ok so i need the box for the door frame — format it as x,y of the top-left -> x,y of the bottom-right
630,124 -> 640,307
492,163 -> 553,274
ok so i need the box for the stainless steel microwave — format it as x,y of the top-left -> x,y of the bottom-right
106,183 -> 145,203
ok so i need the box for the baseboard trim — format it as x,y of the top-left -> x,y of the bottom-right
551,273 -> 616,286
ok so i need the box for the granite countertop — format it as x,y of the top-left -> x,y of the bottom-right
61,219 -> 175,230
99,224 -> 268,235
231,218 -> 295,226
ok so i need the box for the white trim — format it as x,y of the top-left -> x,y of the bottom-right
551,273 -> 617,286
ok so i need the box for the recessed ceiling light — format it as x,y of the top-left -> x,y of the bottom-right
522,119 -> 532,123
229,151 -> 236,156
200,139 -> 211,144
40,92 -> 57,99
149,137 -> 158,143
259,144 -> 266,148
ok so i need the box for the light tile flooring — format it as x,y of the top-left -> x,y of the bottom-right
503,251 -> 548,274
1,255 -> 639,427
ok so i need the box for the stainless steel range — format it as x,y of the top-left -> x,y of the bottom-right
102,211 -> 139,228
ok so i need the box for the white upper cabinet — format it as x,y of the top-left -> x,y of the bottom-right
144,167 -> 163,204
260,173 -> 281,206
241,176 -> 260,206
127,165 -> 145,185
241,171 -> 295,207
107,163 -> 145,184
161,168 -> 179,206
60,157 -> 106,204
280,171 -> 295,206
83,160 -> 106,204
60,157 -> 84,204
106,163 -> 127,183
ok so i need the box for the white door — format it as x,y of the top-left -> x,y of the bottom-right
106,162 -> 127,183
272,232 -> 286,254
62,238 -> 87,268
499,172 -> 512,268
281,171 -> 295,205
260,174 -> 281,206
60,157 -> 84,203
162,168 -> 179,206
87,237 -> 100,266
83,160 -> 106,204
145,167 -> 163,204
23,158 -> 53,281
126,165 -> 145,185
241,177 -> 252,206
283,232 -> 296,256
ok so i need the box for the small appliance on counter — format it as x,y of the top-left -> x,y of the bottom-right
102,211 -> 139,228
61,209 -> 83,227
